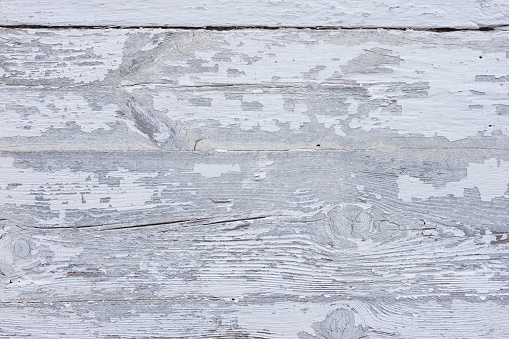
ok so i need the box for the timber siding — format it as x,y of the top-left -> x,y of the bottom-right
1,2 -> 509,338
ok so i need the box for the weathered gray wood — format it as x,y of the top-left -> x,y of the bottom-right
2,29 -> 509,151
1,299 -> 508,338
1,0 -> 509,29
2,16 -> 509,338
1,151 -> 508,337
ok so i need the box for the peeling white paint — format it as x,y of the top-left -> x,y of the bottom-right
356,49 -> 509,141
154,91 -> 311,133
315,114 -> 347,136
397,158 -> 509,202
3,29 -> 509,151
0,157 -> 168,216
1,29 -> 128,84
45,242 -> 85,262
1,92 -> 123,138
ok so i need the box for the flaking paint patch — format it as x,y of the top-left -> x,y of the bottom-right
141,31 -> 509,145
2,29 -> 128,84
4,30 -> 509,152
45,242 -> 85,263
0,157 -> 171,217
236,303 -> 336,338
397,158 -> 509,202
154,91 -> 310,132
180,35 -> 370,85
357,49 -> 509,141
1,91 -> 123,137
315,114 -> 347,136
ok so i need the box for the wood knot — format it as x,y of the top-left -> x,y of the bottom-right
0,230 -> 33,278
298,307 -> 368,339
328,205 -> 379,244
13,239 -> 30,258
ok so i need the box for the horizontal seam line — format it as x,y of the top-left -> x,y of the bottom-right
0,148 -> 508,155
2,295 -> 506,305
0,25 -> 508,32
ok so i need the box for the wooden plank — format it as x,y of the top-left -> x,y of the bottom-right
1,0 -> 509,29
1,152 -> 507,287
1,150 -> 508,337
1,299 -> 508,338
2,29 -> 509,151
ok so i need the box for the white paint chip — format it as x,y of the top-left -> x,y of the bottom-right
193,163 -> 241,178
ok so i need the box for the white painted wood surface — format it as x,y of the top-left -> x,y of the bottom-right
2,29 -> 509,151
1,5 -> 509,338
1,0 -> 509,29
1,150 -> 509,337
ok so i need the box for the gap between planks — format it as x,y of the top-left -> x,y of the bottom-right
1,25 -> 509,32
1,147 -> 509,155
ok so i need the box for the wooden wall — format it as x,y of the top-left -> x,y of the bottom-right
1,1 -> 509,338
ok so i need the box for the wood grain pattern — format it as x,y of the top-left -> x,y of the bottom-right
1,29 -> 509,152
1,0 -> 509,29
1,299 -> 508,338
1,151 -> 508,337
2,10 -> 509,337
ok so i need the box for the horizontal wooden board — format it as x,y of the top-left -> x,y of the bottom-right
1,29 -> 509,151
1,299 -> 508,338
1,150 -> 508,337
1,0 -> 509,29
